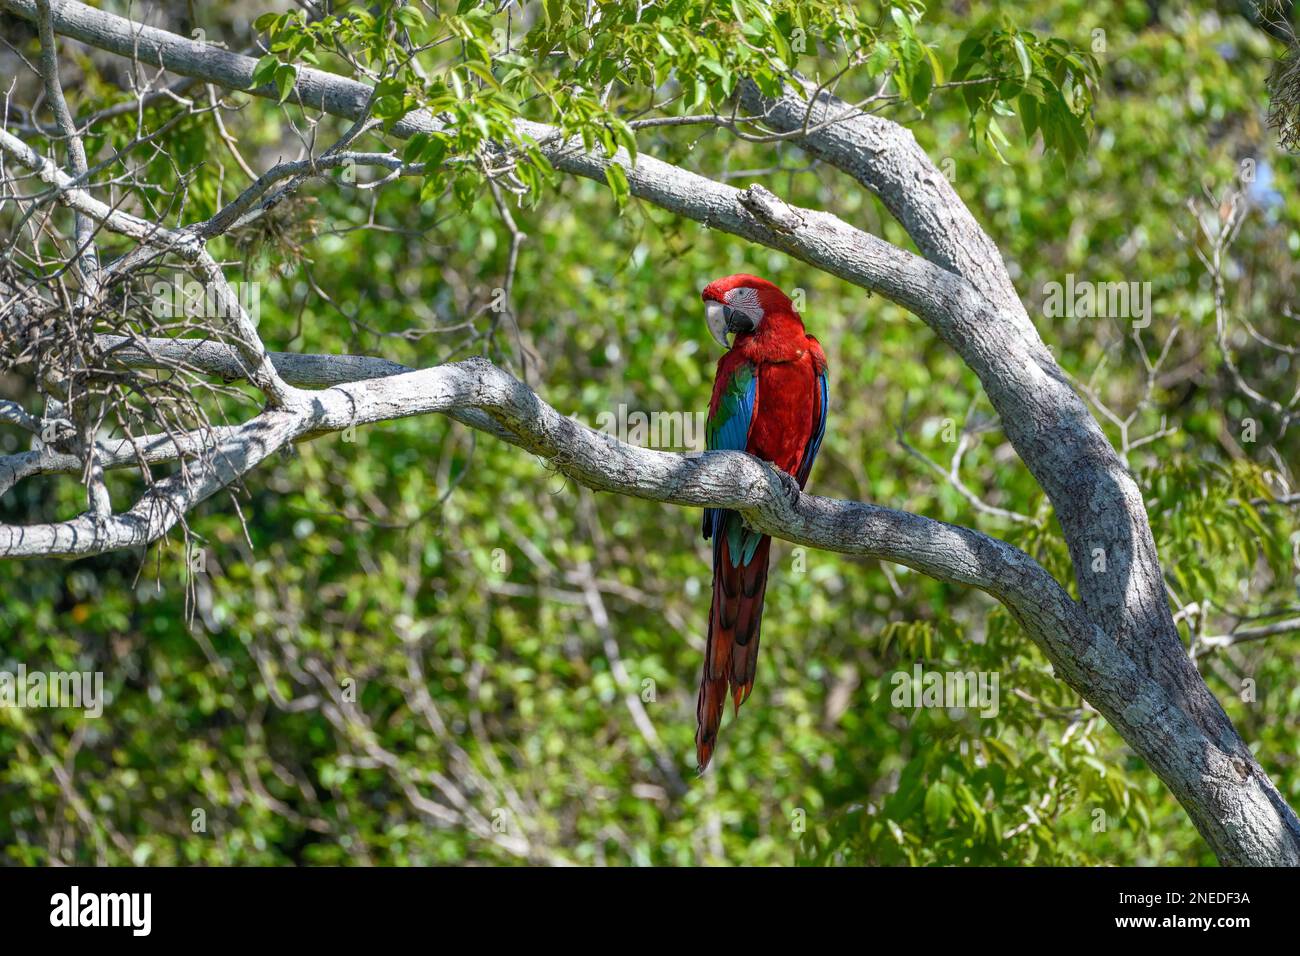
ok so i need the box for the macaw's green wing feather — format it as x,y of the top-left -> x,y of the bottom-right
702,363 -> 761,568
706,363 -> 756,453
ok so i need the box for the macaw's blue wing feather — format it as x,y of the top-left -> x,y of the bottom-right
702,363 -> 757,554
795,366 -> 829,488
696,361 -> 770,771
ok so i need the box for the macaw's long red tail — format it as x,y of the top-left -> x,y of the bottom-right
696,533 -> 772,771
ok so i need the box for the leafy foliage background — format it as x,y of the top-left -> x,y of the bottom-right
0,0 -> 1297,865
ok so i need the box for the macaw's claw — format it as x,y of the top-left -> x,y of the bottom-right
774,466 -> 802,507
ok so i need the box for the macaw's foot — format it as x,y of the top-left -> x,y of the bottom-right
768,464 -> 802,507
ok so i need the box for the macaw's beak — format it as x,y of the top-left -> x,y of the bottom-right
705,300 -> 730,348
705,301 -> 755,349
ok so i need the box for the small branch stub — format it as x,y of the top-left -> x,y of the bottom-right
738,184 -> 806,234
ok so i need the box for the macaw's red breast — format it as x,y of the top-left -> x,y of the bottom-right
712,309 -> 827,479
750,355 -> 821,476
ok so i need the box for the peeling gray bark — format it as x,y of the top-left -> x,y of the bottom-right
2,0 -> 1298,865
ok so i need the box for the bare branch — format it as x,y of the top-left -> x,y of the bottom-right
0,125 -> 294,404
1200,617 -> 1300,652
34,0 -> 97,290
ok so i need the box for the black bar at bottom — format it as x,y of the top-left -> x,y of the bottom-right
0,865 -> 1283,941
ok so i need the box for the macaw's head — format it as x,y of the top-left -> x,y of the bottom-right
700,274 -> 797,348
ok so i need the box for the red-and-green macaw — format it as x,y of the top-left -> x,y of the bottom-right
696,274 -> 829,770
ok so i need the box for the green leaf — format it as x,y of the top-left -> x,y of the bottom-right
954,32 -> 986,80
890,7 -> 915,39
418,135 -> 449,168
1013,36 -> 1033,83
603,163 -> 630,210
464,61 -> 500,89
924,781 -> 956,828
453,174 -> 479,212
910,58 -> 933,107
251,54 -> 279,88
403,133 -> 431,164
274,63 -> 298,103
769,26 -> 791,65
395,6 -> 427,30
983,736 -> 1021,768
610,121 -> 638,164
373,95 -> 402,119
1019,94 -> 1039,140
925,46 -> 946,87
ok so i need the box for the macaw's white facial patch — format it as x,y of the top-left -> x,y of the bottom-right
724,286 -> 763,324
